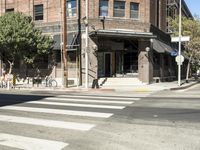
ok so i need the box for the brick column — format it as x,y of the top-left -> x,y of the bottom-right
138,40 -> 153,84
125,0 -> 130,18
30,0 -> 34,19
1,0 -> 6,14
109,0 -> 114,17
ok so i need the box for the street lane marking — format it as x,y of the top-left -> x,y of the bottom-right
0,106 -> 113,118
0,133 -> 68,150
0,115 -> 95,131
26,101 -> 125,109
57,95 -> 141,101
44,97 -> 134,104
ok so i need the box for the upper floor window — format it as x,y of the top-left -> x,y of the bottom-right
6,8 -> 14,13
130,2 -> 139,19
34,4 -> 43,21
99,0 -> 109,16
114,1 -> 125,17
67,0 -> 77,17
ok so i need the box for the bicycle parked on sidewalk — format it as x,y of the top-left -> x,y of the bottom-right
45,76 -> 57,88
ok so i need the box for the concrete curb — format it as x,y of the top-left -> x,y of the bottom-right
170,81 -> 200,90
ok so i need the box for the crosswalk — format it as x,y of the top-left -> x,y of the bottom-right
0,94 -> 143,150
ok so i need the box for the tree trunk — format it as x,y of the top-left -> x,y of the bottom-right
8,60 -> 14,74
186,53 -> 193,83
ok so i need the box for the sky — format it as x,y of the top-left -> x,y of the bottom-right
185,0 -> 200,16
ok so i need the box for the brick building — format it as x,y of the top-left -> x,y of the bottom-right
0,0 -> 193,86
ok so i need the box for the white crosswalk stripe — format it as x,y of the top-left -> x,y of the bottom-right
0,133 -> 68,150
57,95 -> 141,101
0,115 -> 95,131
44,97 -> 134,104
26,101 -> 126,109
0,94 -> 141,150
0,106 -> 113,118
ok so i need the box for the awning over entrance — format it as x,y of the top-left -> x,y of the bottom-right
53,32 -> 78,51
89,29 -> 156,39
153,39 -> 173,53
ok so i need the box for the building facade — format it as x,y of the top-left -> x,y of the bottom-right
0,0 -> 193,86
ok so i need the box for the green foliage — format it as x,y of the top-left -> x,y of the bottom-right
168,16 -> 200,62
0,12 -> 54,73
169,16 -> 200,37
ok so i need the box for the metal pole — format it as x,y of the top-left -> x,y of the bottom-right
85,0 -> 89,88
178,0 -> 182,86
60,0 -> 64,88
78,0 -> 82,86
62,0 -> 68,87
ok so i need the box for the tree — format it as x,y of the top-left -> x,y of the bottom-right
168,16 -> 200,81
0,12 -> 54,74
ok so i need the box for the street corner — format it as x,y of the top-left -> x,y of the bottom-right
170,80 -> 200,91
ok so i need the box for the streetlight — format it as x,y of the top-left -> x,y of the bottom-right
178,0 -> 182,86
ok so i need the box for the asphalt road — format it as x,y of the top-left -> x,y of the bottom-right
0,85 -> 199,150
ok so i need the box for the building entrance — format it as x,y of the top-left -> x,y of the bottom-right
97,51 -> 138,78
115,51 -> 138,76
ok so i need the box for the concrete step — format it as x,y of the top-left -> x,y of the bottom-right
98,77 -> 144,87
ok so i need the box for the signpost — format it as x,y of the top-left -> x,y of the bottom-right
175,55 -> 184,65
171,35 -> 190,86
171,36 -> 190,42
170,50 -> 178,57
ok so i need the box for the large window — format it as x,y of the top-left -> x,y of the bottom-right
67,0 -> 77,17
130,2 -> 139,19
34,4 -> 43,20
114,1 -> 125,17
99,0 -> 109,16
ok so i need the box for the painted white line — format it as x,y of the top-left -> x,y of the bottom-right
27,101 -> 125,109
57,95 -> 141,101
44,97 -> 134,104
0,115 -> 95,131
0,133 -> 68,150
1,106 -> 113,118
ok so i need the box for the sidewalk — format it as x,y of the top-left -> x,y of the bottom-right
0,79 -> 199,93
87,78 -> 199,92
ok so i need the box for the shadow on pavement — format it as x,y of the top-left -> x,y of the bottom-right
0,93 -> 49,107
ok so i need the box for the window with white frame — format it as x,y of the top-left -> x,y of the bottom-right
67,0 -> 77,17
130,2 -> 139,19
34,4 -> 43,21
114,1 -> 125,17
99,0 -> 109,16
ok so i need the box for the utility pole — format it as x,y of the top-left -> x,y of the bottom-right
178,0 -> 182,86
78,0 -> 82,86
62,0 -> 68,87
85,0 -> 89,88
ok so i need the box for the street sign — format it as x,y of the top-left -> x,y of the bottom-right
170,50 -> 178,56
171,36 -> 190,42
175,55 -> 184,65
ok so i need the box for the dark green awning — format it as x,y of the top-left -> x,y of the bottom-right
153,39 -> 173,53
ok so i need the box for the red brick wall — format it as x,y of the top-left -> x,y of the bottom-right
0,0 -> 168,32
